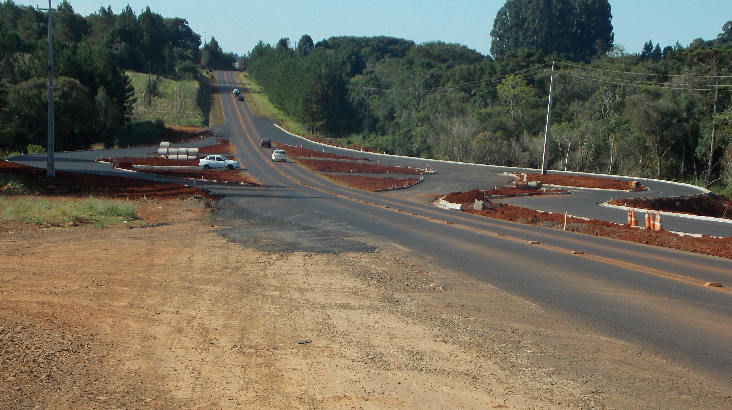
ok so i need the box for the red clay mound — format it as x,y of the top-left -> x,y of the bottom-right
323,175 -> 420,192
0,161 -> 215,199
101,157 -> 200,167
443,187 -> 568,204
464,205 -> 732,259
198,143 -> 235,155
608,194 -> 732,220
296,158 -> 422,175
274,144 -> 370,161
108,162 -> 257,185
520,172 -> 645,191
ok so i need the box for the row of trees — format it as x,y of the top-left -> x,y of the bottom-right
245,27 -> 732,191
0,0 -> 234,154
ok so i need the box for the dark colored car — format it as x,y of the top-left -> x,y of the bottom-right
260,138 -> 271,147
238,95 -> 244,101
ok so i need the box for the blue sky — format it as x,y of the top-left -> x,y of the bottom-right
17,0 -> 732,57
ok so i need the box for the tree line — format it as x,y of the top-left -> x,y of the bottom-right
0,0 -> 236,154
244,24 -> 732,194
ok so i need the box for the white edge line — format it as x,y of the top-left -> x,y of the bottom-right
272,124 -> 709,195
600,202 -> 732,224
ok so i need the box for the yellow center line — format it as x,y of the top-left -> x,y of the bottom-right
222,73 -> 729,294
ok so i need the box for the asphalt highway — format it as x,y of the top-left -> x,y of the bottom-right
10,71 -> 732,386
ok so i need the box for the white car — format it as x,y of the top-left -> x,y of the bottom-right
199,155 -> 240,169
271,150 -> 286,162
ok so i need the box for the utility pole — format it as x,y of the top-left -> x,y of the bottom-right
147,61 -> 152,106
45,0 -> 55,177
541,61 -> 555,175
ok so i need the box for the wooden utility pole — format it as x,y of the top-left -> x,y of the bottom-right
541,62 -> 555,174
46,0 -> 55,177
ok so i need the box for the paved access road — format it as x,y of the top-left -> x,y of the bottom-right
11,71 -> 732,387
210,71 -> 732,386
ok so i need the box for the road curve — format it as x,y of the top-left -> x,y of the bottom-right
9,71 -> 732,387
210,71 -> 732,385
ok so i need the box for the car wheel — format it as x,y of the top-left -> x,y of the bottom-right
227,164 -> 234,170
203,164 -> 210,169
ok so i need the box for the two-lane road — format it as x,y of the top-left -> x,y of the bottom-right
211,71 -> 732,385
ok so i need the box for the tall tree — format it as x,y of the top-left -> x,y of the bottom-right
490,0 -> 613,61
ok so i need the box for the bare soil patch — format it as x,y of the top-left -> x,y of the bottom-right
444,187 -> 567,203
440,183 -> 731,259
0,162 -> 215,199
296,157 -> 423,175
609,193 -> 732,220
2,178 -> 730,408
464,205 -> 732,259
274,143 -> 370,161
323,174 -> 421,192
197,142 -> 234,155
520,172 -> 646,191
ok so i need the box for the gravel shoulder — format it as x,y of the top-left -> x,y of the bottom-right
2,197 -> 731,409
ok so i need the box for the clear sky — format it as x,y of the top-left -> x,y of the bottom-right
16,0 -> 732,57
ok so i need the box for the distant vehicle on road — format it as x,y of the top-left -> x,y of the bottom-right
271,150 -> 286,162
233,88 -> 240,96
260,138 -> 271,147
199,155 -> 240,170
238,95 -> 244,101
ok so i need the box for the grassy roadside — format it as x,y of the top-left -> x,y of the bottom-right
207,71 -> 225,126
0,196 -> 138,227
127,72 -> 205,127
235,72 -> 308,137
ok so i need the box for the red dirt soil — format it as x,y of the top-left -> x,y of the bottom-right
0,161 -> 216,200
444,187 -> 567,203
274,143 -> 370,161
323,175 -> 420,192
101,157 -> 200,167
197,143 -> 235,155
464,205 -> 732,259
520,172 -> 646,191
296,158 -> 423,175
608,194 -> 732,220
106,162 -> 258,185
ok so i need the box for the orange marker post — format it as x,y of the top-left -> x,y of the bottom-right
630,209 -> 637,227
655,211 -> 663,231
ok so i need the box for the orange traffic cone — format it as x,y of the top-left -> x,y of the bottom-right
649,211 -> 655,230
630,209 -> 637,227
655,211 -> 663,231
627,209 -> 632,225
645,211 -> 651,229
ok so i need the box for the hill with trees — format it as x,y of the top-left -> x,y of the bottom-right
0,0 -> 236,155
245,17 -> 732,195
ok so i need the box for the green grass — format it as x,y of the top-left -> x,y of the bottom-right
236,72 -> 308,137
0,196 -> 138,227
127,71 -> 205,127
208,74 -> 225,126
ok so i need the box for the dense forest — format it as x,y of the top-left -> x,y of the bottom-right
0,0 -> 236,153
245,3 -> 732,194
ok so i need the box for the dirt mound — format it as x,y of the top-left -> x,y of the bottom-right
520,172 -> 645,191
274,144 -> 370,161
0,161 -> 216,199
443,187 -> 568,204
609,193 -> 732,220
323,175 -> 420,192
465,204 -> 732,259
297,158 -> 422,175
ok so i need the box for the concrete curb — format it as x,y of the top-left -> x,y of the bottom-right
600,202 -> 732,224
272,124 -> 709,195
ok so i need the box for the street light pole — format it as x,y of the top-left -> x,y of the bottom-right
46,0 -> 55,177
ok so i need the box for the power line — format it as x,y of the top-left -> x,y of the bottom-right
363,63 -> 552,93
557,61 -> 732,79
